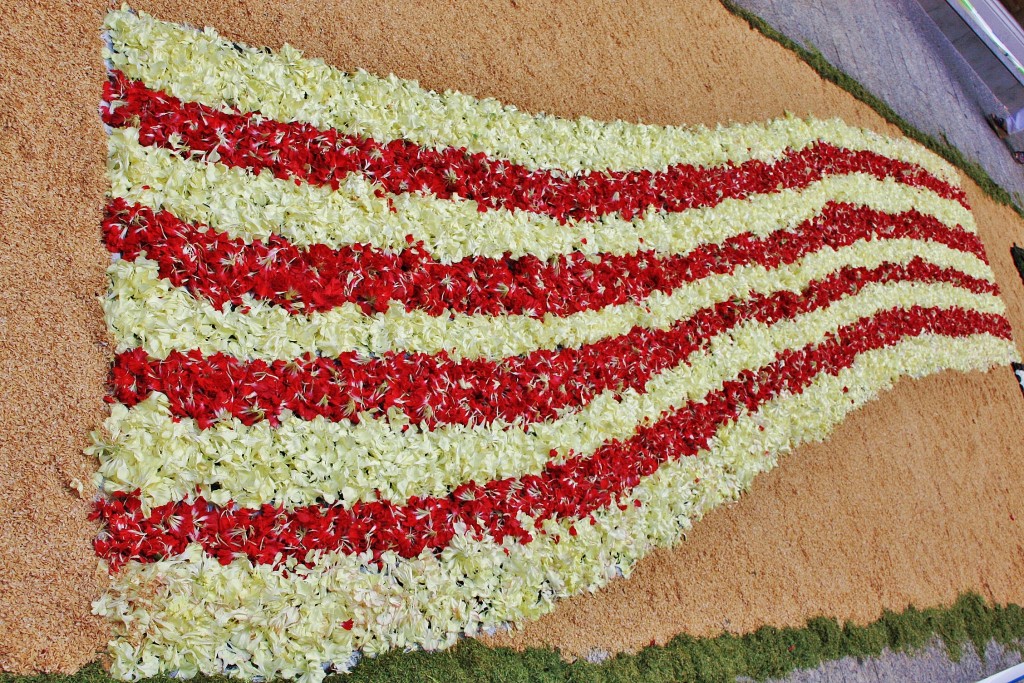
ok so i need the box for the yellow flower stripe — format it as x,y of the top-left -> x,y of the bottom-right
93,280 -> 1008,511
105,238 -> 997,362
104,10 -> 959,184
109,129 -> 978,263
96,334 -> 1015,683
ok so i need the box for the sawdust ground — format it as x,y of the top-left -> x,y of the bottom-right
2,0 -> 1024,672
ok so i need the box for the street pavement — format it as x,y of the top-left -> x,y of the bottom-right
732,0 -> 1024,202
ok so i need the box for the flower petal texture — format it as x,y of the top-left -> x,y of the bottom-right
92,9 -> 1019,681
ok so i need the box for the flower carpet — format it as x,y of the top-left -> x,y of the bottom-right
85,8 -> 1019,681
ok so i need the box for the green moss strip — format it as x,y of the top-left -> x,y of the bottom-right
3,594 -> 1024,683
719,0 -> 1024,219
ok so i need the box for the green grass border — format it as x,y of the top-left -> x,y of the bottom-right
6,5 -> 1024,683
720,0 -> 1024,218
3,594 -> 1024,683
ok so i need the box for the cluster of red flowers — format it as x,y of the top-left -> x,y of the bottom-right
94,305 -> 1010,570
111,259 -> 995,430
102,71 -> 968,224
104,197 -> 987,318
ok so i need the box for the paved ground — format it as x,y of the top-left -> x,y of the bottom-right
722,4 -> 1024,679
731,0 -> 1024,203
918,0 -> 1024,112
737,638 -> 1024,683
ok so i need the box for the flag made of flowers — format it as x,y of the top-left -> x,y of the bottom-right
90,10 -> 1018,682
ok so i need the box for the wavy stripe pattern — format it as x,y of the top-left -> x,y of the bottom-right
94,307 -> 1011,568
106,239 -> 997,361
103,71 -> 967,224
94,10 -> 1018,682
109,130 -> 978,263
96,335 -> 1015,681
103,10 -> 960,181
110,269 -> 999,432
95,278 -> 1006,510
104,198 -> 988,318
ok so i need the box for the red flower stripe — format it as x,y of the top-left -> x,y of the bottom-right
110,260 -> 998,431
104,197 -> 989,317
93,306 -> 1010,569
102,72 -> 968,224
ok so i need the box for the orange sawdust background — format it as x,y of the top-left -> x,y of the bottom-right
2,0 -> 1024,672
